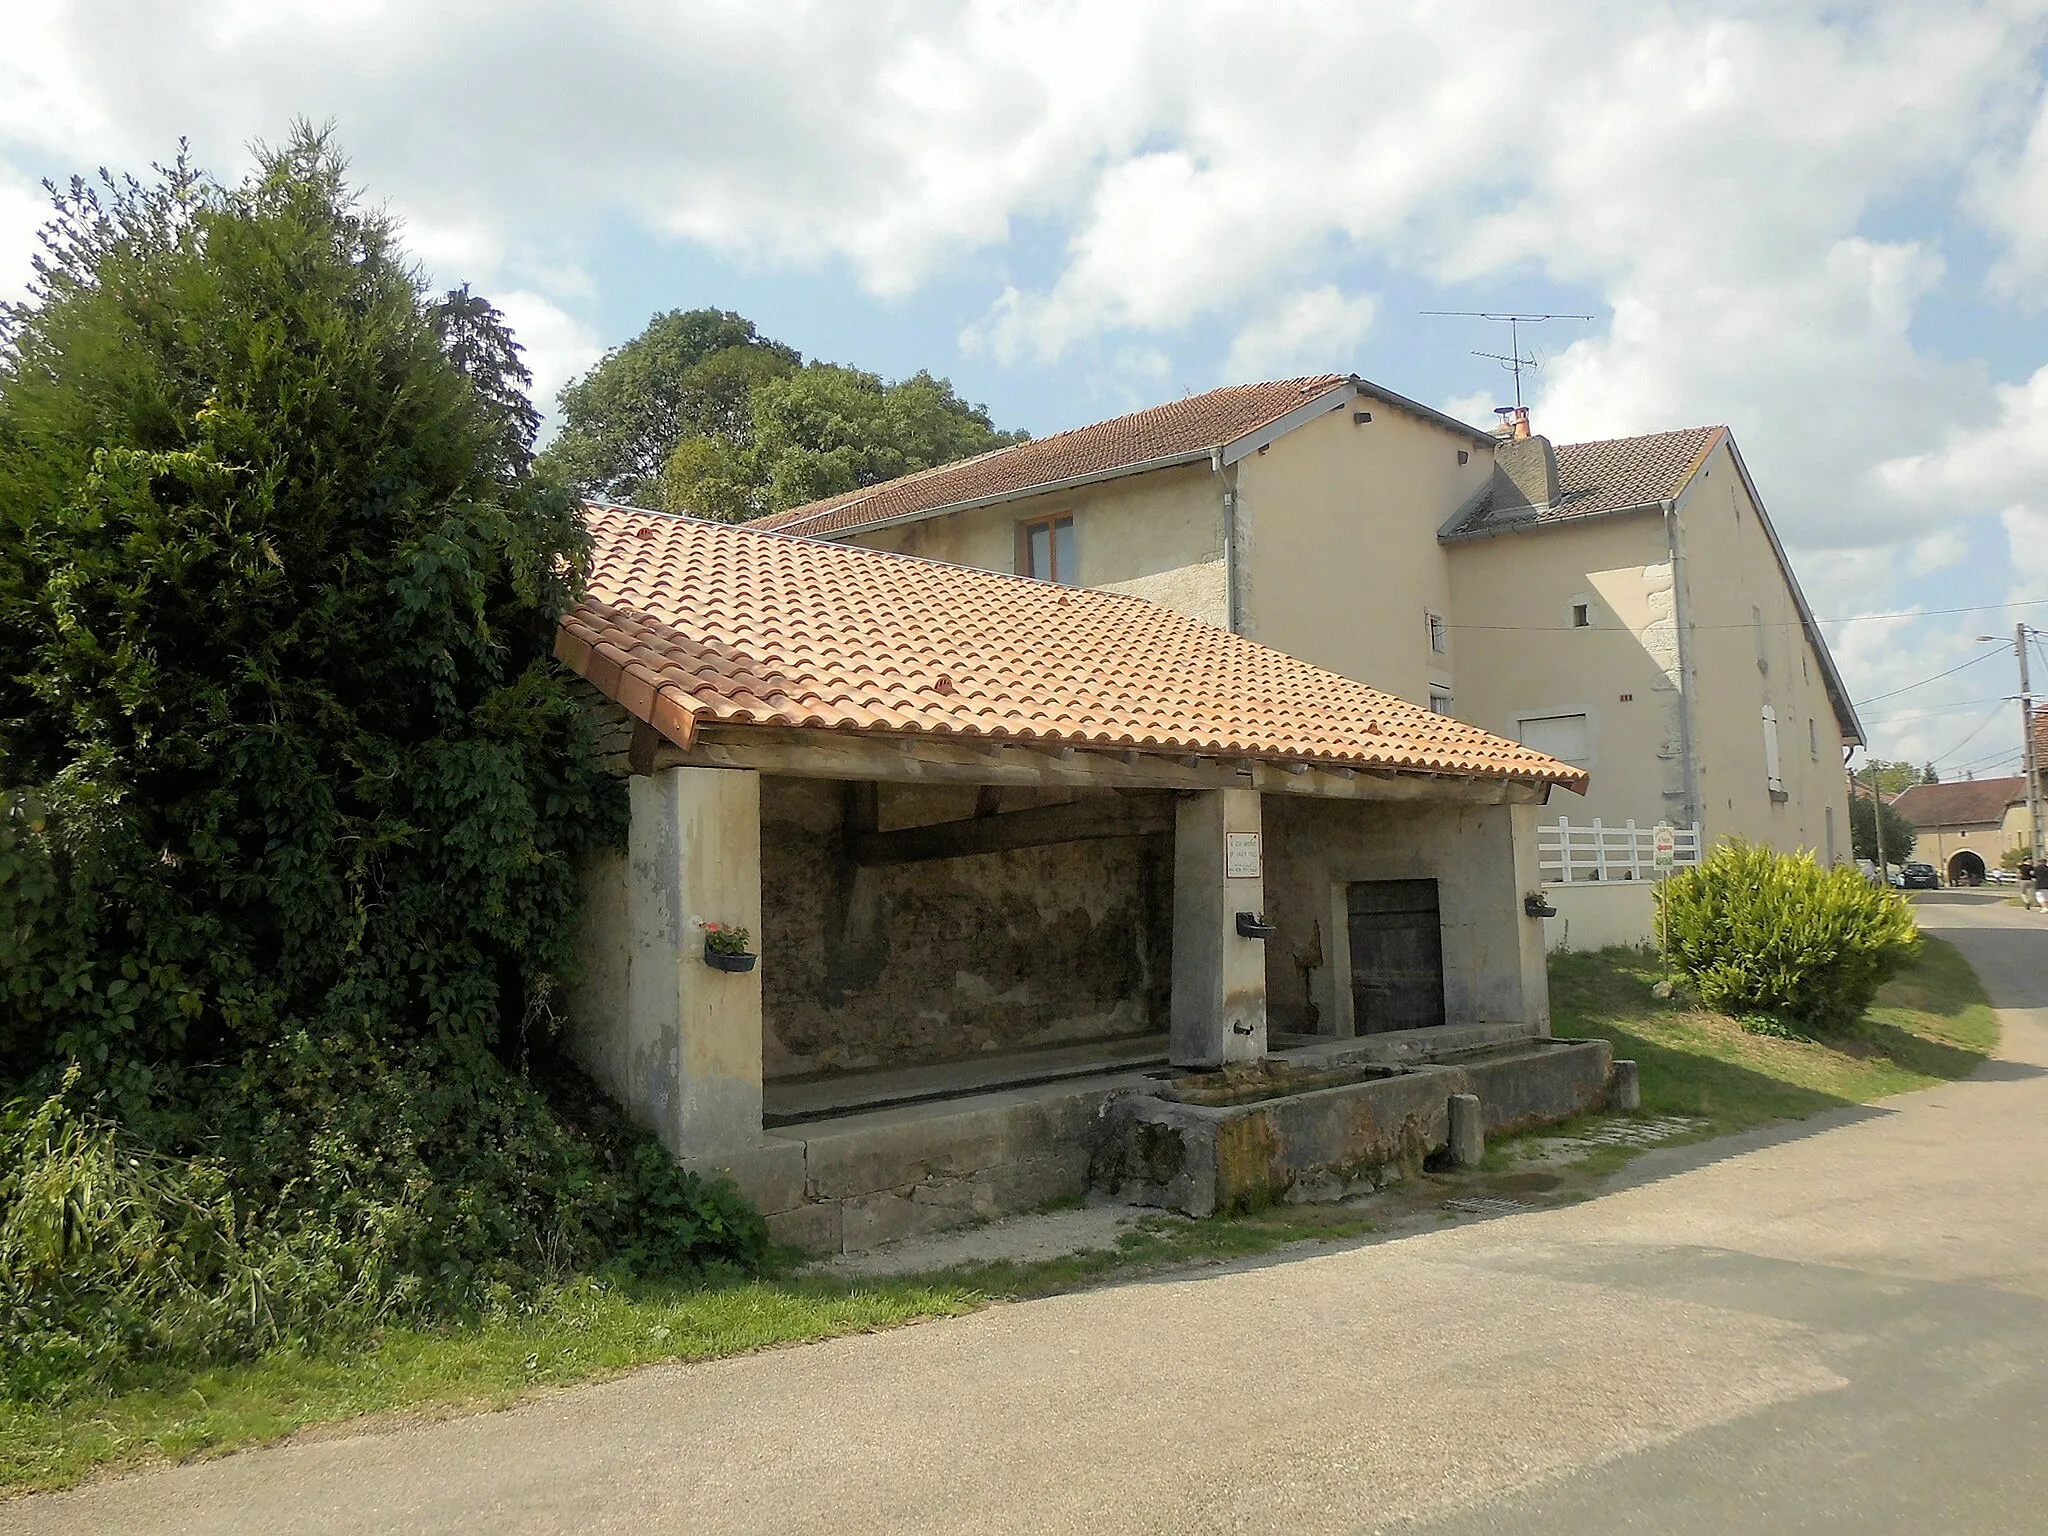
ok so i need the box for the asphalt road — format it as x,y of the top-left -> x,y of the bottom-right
7,891 -> 2046,1535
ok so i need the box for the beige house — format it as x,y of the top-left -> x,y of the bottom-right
756,377 -> 1863,950
1889,777 -> 2035,885
1441,422 -> 1864,945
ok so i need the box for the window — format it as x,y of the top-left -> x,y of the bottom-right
1762,704 -> 1785,798
1825,805 -> 1837,865
1808,717 -> 1818,761
1517,712 -> 1591,767
1428,689 -> 1454,715
1427,611 -> 1449,655
1752,605 -> 1769,675
1571,601 -> 1591,628
1018,514 -> 1076,583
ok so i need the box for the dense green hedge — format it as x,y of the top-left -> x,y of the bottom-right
0,131 -> 762,1398
1656,841 -> 1920,1034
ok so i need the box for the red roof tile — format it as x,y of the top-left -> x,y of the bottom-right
558,506 -> 1588,792
1446,426 -> 1725,537
1890,777 -> 2027,829
750,376 -> 1351,539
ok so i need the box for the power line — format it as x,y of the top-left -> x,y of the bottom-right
1852,648 -> 2004,708
1448,597 -> 2048,636
1858,695 -> 2014,725
1927,708 -> 2005,768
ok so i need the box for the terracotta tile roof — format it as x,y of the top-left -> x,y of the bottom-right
557,505 -> 1589,792
1890,777 -> 2027,829
1444,426 -> 1726,538
750,376 -> 1351,539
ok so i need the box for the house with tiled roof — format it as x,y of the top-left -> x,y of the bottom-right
1442,415 -> 1862,942
749,378 -> 1861,951
1889,777 -> 2035,885
558,508 -> 1614,1252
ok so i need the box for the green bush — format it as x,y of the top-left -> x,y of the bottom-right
1656,841 -> 1920,1033
0,130 -> 766,1396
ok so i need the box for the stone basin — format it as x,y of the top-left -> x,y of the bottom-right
1095,1037 -> 1616,1217
1150,1058 -> 1409,1108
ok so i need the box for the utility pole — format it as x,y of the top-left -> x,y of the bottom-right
1867,759 -> 1888,882
2022,623 -> 2044,863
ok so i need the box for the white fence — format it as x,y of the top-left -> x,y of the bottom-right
1538,818 -> 1702,885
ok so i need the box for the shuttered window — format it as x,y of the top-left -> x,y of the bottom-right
1762,705 -> 1785,797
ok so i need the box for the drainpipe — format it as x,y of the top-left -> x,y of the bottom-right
1663,499 -> 1702,834
1214,448 -> 1242,634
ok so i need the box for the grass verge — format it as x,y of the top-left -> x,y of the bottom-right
1548,932 -> 1997,1134
1,1208 -> 1373,1496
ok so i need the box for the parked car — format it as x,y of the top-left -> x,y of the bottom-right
1899,862 -> 1940,890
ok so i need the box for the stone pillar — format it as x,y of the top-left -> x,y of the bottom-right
1171,787 -> 1268,1067
622,765 -> 763,1159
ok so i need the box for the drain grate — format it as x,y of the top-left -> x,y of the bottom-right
1443,1197 -> 1533,1215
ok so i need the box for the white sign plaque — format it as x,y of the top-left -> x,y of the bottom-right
1225,832 -> 1263,879
1653,823 -> 1676,871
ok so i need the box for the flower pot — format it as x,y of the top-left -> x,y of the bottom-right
703,945 -> 758,973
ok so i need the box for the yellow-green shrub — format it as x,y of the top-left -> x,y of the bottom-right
1655,841 -> 1920,1033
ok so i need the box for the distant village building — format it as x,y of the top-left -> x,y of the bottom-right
1889,777 -> 2036,885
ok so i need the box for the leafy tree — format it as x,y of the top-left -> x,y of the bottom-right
0,130 -> 760,1390
542,308 -> 1025,523
1922,762 -> 1939,785
539,309 -> 798,505
1848,791 -> 1916,864
1853,760 -> 1924,797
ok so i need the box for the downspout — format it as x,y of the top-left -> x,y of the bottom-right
1664,498 -> 1703,834
1214,448 -> 1242,634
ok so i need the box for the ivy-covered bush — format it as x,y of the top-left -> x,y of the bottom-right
1656,841 -> 1920,1034
0,130 -> 763,1397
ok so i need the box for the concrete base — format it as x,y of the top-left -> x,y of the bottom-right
702,1074 -> 1152,1256
1541,880 -> 1659,953
709,1029 -> 1614,1253
1610,1058 -> 1642,1112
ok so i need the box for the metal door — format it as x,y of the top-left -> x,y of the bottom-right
1347,878 -> 1446,1034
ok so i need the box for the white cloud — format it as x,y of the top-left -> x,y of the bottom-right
1221,287 -> 1376,383
1907,528 -> 1970,576
9,0 -> 2048,716
491,289 -> 603,428
0,163 -> 44,306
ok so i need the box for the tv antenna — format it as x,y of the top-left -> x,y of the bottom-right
1419,310 -> 1594,410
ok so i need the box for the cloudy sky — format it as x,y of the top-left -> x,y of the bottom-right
6,0 -> 2048,779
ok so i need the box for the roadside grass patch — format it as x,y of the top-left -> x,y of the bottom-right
1547,933 -> 1995,1136
0,1208 -> 1374,1496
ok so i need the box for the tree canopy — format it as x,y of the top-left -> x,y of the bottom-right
540,311 -> 1024,521
1848,791 -> 1916,865
0,130 -> 759,1393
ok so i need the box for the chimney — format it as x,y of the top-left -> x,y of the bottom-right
1489,417 -> 1561,517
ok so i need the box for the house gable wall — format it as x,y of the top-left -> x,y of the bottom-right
1671,440 -> 1851,859
1235,402 -> 1491,709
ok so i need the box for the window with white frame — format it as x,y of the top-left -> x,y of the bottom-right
1427,610 -> 1449,656
1570,599 -> 1592,628
1428,687 -> 1454,715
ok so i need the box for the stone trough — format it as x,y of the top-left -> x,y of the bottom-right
1093,1037 -> 1615,1217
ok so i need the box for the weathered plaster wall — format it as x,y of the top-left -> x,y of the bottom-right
1259,796 -> 1548,1037
759,776 -> 1172,1078
846,461 -> 1228,625
1237,403 -> 1492,710
1673,441 -> 1853,861
1445,511 -> 1682,831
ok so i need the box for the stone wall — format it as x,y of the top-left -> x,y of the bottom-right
1260,796 -> 1548,1037
759,776 -> 1173,1079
